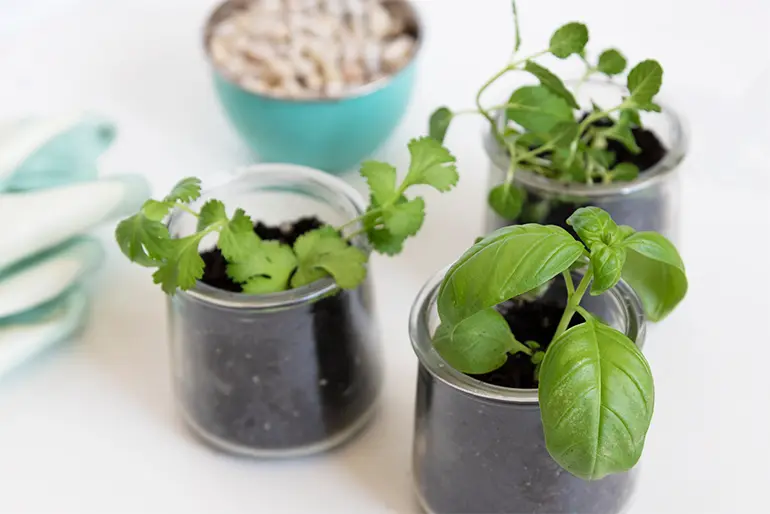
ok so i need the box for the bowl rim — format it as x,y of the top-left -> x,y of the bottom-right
201,0 -> 425,103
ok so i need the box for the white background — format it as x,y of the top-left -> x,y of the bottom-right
0,0 -> 769,512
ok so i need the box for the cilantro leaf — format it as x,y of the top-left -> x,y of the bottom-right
152,235 -> 205,295
429,107 -> 453,144
291,228 -> 368,289
597,49 -> 627,76
549,22 -> 589,59
141,199 -> 172,222
507,86 -> 574,133
367,227 -> 406,256
628,60 -> 663,105
197,199 -> 227,231
164,177 -> 202,203
382,197 -> 425,237
226,239 -> 297,293
115,213 -> 172,267
217,208 -> 256,262
402,137 -> 459,192
360,161 -> 398,206
523,61 -> 579,109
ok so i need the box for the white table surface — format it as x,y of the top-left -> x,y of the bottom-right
1,1 -> 769,512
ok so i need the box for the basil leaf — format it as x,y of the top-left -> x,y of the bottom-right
429,107 -> 453,144
611,163 -> 640,182
437,225 -> 584,325
627,60 -> 663,105
507,86 -> 574,133
524,61 -> 579,109
538,319 -> 654,480
566,206 -> 621,249
590,243 -> 626,295
549,22 -> 589,59
549,121 -> 580,148
597,49 -> 627,76
620,232 -> 687,321
488,183 -> 525,220
433,307 -> 529,374
602,122 -> 641,155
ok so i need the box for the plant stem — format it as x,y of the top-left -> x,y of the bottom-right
562,270 -> 575,296
554,267 -> 594,339
176,204 -> 199,218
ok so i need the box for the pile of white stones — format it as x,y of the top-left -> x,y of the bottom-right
209,0 -> 418,99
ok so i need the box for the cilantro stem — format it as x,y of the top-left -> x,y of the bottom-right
175,203 -> 200,218
554,266 -> 594,339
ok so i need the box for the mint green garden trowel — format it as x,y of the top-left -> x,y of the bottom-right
0,114 -> 149,378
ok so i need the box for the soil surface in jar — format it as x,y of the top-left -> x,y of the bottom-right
507,114 -> 672,237
177,217 -> 379,453
413,285 -> 634,514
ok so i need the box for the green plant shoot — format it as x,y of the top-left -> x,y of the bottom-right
115,137 -> 459,295
433,207 -> 687,480
429,1 -> 665,220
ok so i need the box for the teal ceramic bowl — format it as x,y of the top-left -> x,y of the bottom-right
203,0 -> 423,174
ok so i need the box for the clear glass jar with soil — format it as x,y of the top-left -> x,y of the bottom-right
167,165 -> 382,457
484,80 -> 687,242
409,268 -> 646,514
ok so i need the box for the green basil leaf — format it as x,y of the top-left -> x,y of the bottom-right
552,148 -> 587,181
620,232 -> 687,321
549,22 -> 589,59
602,123 -> 641,155
437,225 -> 584,325
566,207 -> 621,248
611,163 -> 640,182
538,319 -> 654,480
507,85 -> 575,133
590,243 -> 626,295
620,109 -> 642,127
549,121 -> 580,148
523,61 -> 579,109
429,107 -> 453,143
434,308 -> 529,374
627,60 -> 663,105
617,225 -> 635,240
587,148 -> 616,169
597,49 -> 627,76
488,183 -> 525,220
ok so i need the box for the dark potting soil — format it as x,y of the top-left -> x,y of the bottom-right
412,278 -> 634,513
469,298 -> 584,389
492,114 -> 675,239
174,217 -> 380,454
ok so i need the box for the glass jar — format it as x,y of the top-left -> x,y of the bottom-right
484,80 -> 687,242
409,269 -> 646,514
167,165 -> 382,457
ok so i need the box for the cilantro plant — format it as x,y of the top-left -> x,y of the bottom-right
433,207 -> 687,480
115,137 -> 458,295
429,1 -> 665,221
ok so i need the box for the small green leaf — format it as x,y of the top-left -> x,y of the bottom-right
587,148 -> 616,169
552,148 -> 587,181
360,161 -> 398,206
620,232 -> 687,321
152,235 -> 206,294
227,239 -> 298,293
590,242 -> 626,295
549,121 -> 580,148
291,228 -> 367,289
164,177 -> 202,204
217,208 -> 256,262
367,226 -> 406,256
382,197 -> 425,237
597,49 -> 627,76
617,225 -> 635,240
429,107 -> 453,144
567,207 -> 621,248
115,213 -> 172,267
602,123 -> 641,154
549,22 -> 589,59
141,199 -> 172,222
627,60 -> 663,105
538,318 -> 654,480
197,199 -> 227,231
403,137 -> 459,192
523,61 -> 579,109
620,109 -> 642,127
434,307 -> 529,374
507,86 -> 575,134
638,102 -> 662,112
437,225 -> 584,325
611,163 -> 640,182
488,183 -> 525,220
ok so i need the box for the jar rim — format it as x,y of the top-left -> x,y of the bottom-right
169,163 -> 368,310
201,0 -> 425,103
408,267 -> 647,404
483,79 -> 688,197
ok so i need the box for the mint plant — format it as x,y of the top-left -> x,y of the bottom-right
115,137 -> 458,295
433,207 -> 687,480
429,1 -> 665,221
